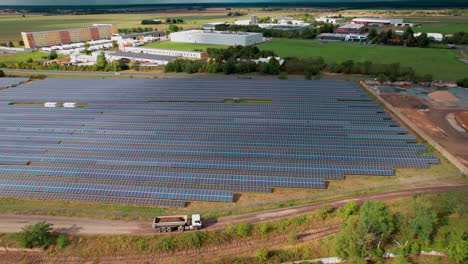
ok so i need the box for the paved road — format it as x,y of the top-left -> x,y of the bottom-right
0,184 -> 464,235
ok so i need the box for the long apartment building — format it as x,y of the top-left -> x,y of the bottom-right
21,24 -> 118,48
123,46 -> 207,59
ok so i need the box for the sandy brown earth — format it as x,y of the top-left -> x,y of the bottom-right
380,93 -> 468,167
429,91 -> 459,103
455,112 -> 468,131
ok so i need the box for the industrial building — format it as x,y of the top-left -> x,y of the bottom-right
257,23 -> 312,30
315,17 -> 346,24
21,24 -> 118,48
170,30 -> 264,46
100,51 -> 177,65
351,18 -> 415,27
234,15 -> 258,25
202,22 -> 227,30
335,23 -> 366,34
123,46 -> 207,59
316,33 -> 368,42
414,32 -> 444,41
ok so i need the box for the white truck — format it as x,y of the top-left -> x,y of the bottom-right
152,214 -> 202,232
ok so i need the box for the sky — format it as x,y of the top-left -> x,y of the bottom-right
0,0 -> 400,6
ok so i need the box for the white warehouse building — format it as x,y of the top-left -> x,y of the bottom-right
170,30 -> 264,46
123,46 -> 207,59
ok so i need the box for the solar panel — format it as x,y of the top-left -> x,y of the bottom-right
0,78 -> 437,207
0,190 -> 186,207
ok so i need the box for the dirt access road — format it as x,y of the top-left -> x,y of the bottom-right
0,184 -> 464,235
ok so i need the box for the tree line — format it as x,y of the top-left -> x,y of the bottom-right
118,27 -> 159,34
141,18 -> 185,25
215,23 -> 336,39
368,27 -> 432,48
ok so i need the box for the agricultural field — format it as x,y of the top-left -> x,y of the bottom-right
0,51 -> 54,65
0,9 -> 301,43
144,41 -> 227,51
258,39 -> 468,80
404,17 -> 468,34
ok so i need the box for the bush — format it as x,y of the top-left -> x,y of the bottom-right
0,70 -> 4,77
317,205 -> 332,219
456,77 -> 468,88
15,221 -> 54,248
257,248 -> 270,261
338,200 -> 359,218
235,222 -> 252,237
56,235 -> 68,249
258,223 -> 272,235
277,72 -> 288,79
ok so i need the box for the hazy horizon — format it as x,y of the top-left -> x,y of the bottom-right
1,0 -> 467,6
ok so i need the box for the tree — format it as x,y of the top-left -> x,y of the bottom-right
112,40 -> 118,48
335,215 -> 378,260
417,33 -> 430,47
0,70 -> 5,77
448,232 -> 468,263
47,50 -> 58,60
84,42 -> 91,55
408,205 -> 438,243
8,41 -> 14,47
223,59 -> 237,75
26,58 -> 33,63
18,40 -> 24,46
359,201 -> 395,236
14,221 -> 54,248
456,78 -> 468,88
169,24 -> 180,32
94,52 -> 107,71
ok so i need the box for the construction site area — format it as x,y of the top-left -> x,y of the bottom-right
368,81 -> 468,168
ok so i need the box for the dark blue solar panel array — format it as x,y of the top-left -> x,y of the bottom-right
0,78 -> 439,207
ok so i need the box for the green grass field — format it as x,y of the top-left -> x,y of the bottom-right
144,41 -> 227,51
415,23 -> 468,34
0,51 -> 55,64
258,39 -> 468,80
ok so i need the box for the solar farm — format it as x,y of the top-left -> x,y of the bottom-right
0,78 -> 439,208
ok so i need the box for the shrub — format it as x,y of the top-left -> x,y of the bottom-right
288,231 -> 298,243
257,248 -> 269,261
277,72 -> 288,79
56,235 -> 68,249
338,200 -> 359,218
258,223 -> 272,235
317,205 -> 332,219
15,221 -> 54,248
235,222 -> 252,237
456,77 -> 468,88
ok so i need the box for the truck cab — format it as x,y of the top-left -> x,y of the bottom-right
191,214 -> 202,230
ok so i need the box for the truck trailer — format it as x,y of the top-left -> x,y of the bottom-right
152,214 -> 202,232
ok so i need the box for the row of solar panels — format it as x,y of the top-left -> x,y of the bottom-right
0,143 -> 436,162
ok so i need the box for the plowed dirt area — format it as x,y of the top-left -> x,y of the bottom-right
381,93 -> 468,166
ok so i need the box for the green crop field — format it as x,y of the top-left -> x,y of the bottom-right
258,39 -> 468,80
144,41 -> 227,51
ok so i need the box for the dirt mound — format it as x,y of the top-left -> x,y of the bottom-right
429,91 -> 458,103
455,112 -> 468,131
380,93 -> 423,108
